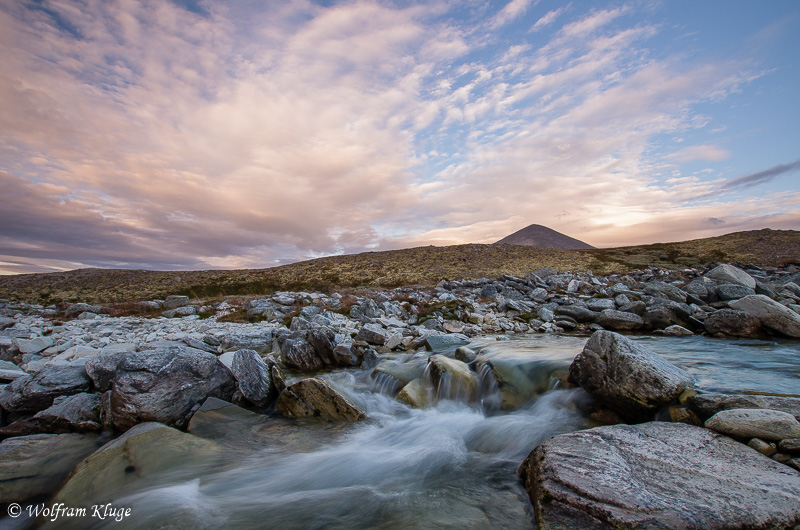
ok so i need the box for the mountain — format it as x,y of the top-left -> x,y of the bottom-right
494,224 -> 595,249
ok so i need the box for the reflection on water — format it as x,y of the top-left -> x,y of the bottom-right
23,333 -> 800,529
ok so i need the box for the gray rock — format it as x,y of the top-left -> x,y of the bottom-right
277,378 -> 365,422
427,355 -> 477,402
230,349 -> 275,407
64,303 -> 104,317
716,283 -> 756,301
424,334 -> 470,352
281,337 -> 323,371
555,305 -> 597,323
0,317 -> 16,330
729,294 -> 800,337
663,325 -> 693,336
84,349 -> 128,392
396,378 -> 429,408
0,360 -> 27,382
33,392 -> 101,433
220,329 -> 274,354
643,303 -> 688,330
643,281 -> 688,302
519,422 -> 800,529
569,331 -> 693,421
332,344 -> 359,367
307,327 -> 336,365
356,323 -> 389,346
0,433 -> 101,503
705,408 -> 800,441
108,346 -> 236,431
0,364 -> 92,414
594,309 -> 644,331
706,264 -> 757,289
182,336 -> 218,354
779,438 -> 800,453
704,309 -> 763,337
162,305 -> 196,318
13,336 -> 55,355
53,422 -> 220,506
585,298 -> 615,312
163,295 -> 191,309
689,393 -> 800,422
454,346 -> 477,363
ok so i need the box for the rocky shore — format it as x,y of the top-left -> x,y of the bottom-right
1,262 -> 800,527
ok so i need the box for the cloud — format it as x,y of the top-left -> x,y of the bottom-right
721,159 -> 800,190
669,144 -> 731,163
491,0 -> 538,29
531,7 -> 564,32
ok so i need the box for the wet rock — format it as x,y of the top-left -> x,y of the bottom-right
689,393 -> 800,422
424,334 -> 470,352
0,364 -> 92,414
372,361 -> 427,393
108,346 -> 236,431
396,378 -> 429,408
188,397 -> 270,443
476,355 -> 567,411
53,422 -> 220,506
729,294 -> 800,337
667,405 -> 701,425
277,378 -> 365,422
33,392 -> 102,433
230,349 -> 275,407
568,331 -> 693,421
706,264 -> 757,289
0,433 -> 101,503
332,344 -> 360,367
519,422 -> 800,529
705,408 -> 800,441
594,309 -> 643,331
704,309 -> 763,337
427,354 -> 478,401
454,346 -> 477,363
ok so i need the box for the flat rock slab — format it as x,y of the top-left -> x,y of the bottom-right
277,378 -> 365,422
729,294 -> 800,338
705,408 -> 800,441
519,422 -> 800,529
689,393 -> 800,422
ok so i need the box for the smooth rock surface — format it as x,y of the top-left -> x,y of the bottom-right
690,393 -> 800,422
0,364 -> 92,414
729,294 -> 800,337
706,264 -> 757,289
569,331 -> 693,421
277,378 -> 365,422
594,309 -> 643,331
705,408 -> 800,441
427,354 -> 478,402
519,421 -> 800,529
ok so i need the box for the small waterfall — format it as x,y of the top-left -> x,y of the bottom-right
477,363 -> 503,414
370,371 -> 402,396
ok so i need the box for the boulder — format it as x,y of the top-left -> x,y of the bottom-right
163,295 -> 191,309
356,323 -> 389,346
689,393 -> 800,422
0,364 -> 92,414
519,422 -> 800,529
427,354 -> 478,402
396,378 -> 429,408
594,309 -> 643,331
84,349 -> 128,392
13,336 -> 55,355
53,422 -> 220,506
0,433 -> 101,503
705,409 -> 800,441
729,294 -> 800,337
568,331 -> 693,421
33,393 -> 102,433
662,325 -> 693,336
715,283 -> 756,301
220,329 -> 274,354
372,361 -> 427,394
706,264 -> 757,289
64,303 -> 104,317
281,337 -> 324,371
307,327 -> 336,365
555,305 -> 597,323
107,346 -> 236,431
276,378 -> 364,422
704,309 -> 763,337
424,334 -> 470,352
230,349 -> 276,407
643,281 -> 688,302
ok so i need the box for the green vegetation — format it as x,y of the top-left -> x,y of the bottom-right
1,229 -> 797,304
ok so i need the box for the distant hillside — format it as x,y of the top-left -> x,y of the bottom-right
495,224 -> 594,249
0,229 -> 797,304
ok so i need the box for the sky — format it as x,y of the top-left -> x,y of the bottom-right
1,0 -> 799,274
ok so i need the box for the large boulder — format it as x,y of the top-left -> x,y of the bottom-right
280,336 -> 324,371
107,346 -> 236,431
555,305 -> 597,323
230,349 -> 276,407
276,378 -> 364,422
568,331 -> 693,421
705,408 -> 800,441
53,422 -> 220,506
689,393 -> 800,422
518,422 -> 800,529
729,294 -> 800,338
220,329 -> 274,354
643,281 -> 688,302
0,364 -> 92,414
705,264 -> 757,289
704,309 -> 763,337
0,433 -> 101,503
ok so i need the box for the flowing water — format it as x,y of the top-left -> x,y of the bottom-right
15,334 -> 800,529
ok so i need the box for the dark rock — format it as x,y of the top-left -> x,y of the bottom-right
33,393 -> 101,433
716,283 -> 756,301
643,281 -> 688,302
554,305 -> 597,323
356,323 -> 389,346
220,329 -> 274,354
281,337 -> 323,371
594,309 -> 643,331
729,294 -> 800,337
84,349 -> 128,392
64,303 -> 104,317
163,295 -> 190,309
704,309 -> 763,337
307,327 -> 336,365
230,350 -> 275,408
568,331 -> 693,421
181,336 -> 218,354
332,344 -> 359,367
0,365 -> 92,414
519,422 -> 800,529
108,346 -> 235,431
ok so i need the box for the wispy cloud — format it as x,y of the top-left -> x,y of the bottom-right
491,0 -> 538,29
722,159 -> 800,190
669,144 -> 731,163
